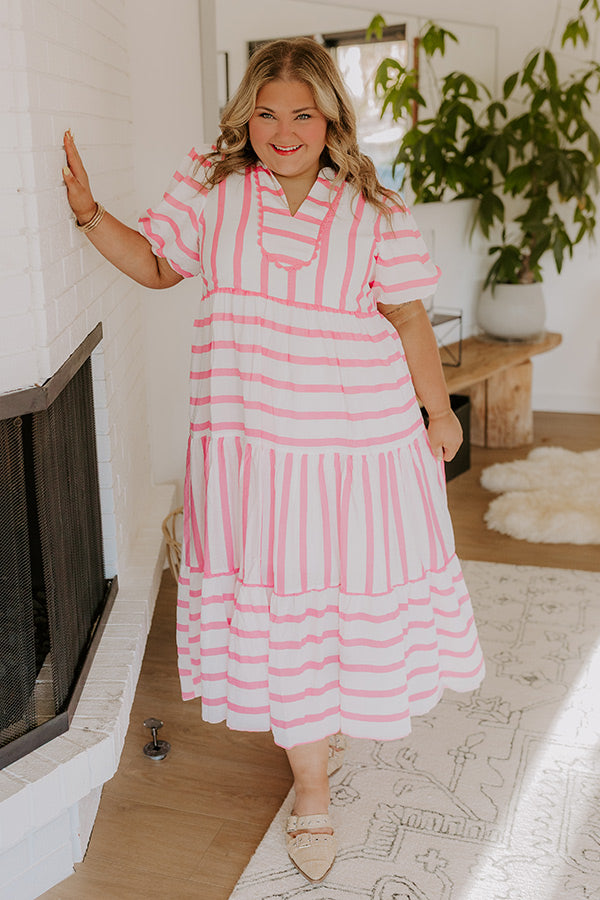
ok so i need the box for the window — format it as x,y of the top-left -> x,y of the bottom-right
322,27 -> 407,190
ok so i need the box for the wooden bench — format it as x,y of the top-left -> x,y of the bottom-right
442,332 -> 562,448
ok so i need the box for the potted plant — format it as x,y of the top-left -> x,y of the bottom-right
369,3 -> 600,340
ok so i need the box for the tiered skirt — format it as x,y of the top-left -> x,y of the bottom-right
176,430 -> 484,748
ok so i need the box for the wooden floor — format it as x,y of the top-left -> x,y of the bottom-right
41,411 -> 599,900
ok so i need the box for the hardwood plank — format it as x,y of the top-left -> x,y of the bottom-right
104,749 -> 291,825
115,699 -> 291,782
79,795 -> 222,879
40,857 -> 226,900
193,819 -> 276,890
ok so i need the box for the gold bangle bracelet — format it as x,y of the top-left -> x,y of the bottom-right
75,202 -> 105,233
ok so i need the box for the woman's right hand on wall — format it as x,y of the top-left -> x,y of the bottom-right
60,130 -> 183,290
62,130 -> 97,225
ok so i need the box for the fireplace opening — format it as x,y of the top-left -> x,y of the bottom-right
0,325 -> 117,769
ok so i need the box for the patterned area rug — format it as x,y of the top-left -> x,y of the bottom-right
230,561 -> 600,900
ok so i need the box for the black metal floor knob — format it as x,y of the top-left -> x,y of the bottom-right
143,717 -> 171,760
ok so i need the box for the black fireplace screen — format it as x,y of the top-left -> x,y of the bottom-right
0,327 -> 116,768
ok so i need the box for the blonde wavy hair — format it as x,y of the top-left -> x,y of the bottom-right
201,37 -> 404,217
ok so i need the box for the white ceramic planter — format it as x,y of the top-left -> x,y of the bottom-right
476,282 -> 546,340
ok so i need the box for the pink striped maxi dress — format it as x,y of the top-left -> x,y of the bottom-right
139,147 -> 484,749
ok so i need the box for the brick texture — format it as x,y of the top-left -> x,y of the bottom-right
1,0 -> 154,574
0,4 -> 169,893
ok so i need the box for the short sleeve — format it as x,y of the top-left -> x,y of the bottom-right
372,204 -> 441,305
138,147 -> 212,278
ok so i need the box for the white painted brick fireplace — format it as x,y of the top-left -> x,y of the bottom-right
0,1 -> 199,896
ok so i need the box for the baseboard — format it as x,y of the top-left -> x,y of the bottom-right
532,394 -> 600,415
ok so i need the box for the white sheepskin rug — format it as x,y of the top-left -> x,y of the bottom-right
481,446 -> 600,544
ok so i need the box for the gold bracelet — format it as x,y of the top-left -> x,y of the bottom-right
75,202 -> 105,233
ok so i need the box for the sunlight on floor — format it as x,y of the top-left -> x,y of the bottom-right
463,593 -> 600,899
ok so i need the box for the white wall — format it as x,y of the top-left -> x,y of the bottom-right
125,0 -> 206,494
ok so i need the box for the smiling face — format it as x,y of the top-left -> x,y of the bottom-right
248,79 -> 328,187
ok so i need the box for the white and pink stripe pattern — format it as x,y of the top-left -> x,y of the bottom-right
140,148 -> 484,748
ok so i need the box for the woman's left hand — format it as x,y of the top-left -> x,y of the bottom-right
427,409 -> 463,462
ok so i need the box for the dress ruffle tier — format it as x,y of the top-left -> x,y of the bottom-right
177,433 -> 484,748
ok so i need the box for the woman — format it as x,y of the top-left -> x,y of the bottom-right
63,37 -> 484,884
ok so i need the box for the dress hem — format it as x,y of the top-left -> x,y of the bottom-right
187,671 -> 485,750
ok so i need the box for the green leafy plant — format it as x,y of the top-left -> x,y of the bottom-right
370,3 -> 600,286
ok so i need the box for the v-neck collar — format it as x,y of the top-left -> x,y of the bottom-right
254,162 -> 338,217
254,163 -> 344,270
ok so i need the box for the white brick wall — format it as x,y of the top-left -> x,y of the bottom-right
0,0 -> 156,566
0,0 -> 187,895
